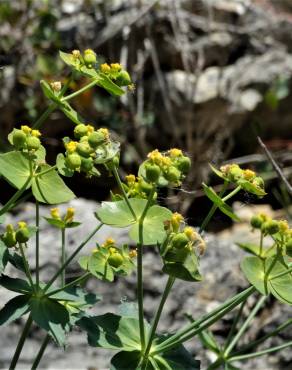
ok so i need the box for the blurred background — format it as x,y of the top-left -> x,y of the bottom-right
0,1 -> 291,369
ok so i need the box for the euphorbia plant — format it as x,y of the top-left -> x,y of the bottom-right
0,49 -> 291,370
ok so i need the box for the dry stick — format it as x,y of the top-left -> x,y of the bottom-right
257,136 -> 292,195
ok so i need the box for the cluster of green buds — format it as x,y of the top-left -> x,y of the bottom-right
100,62 -> 133,89
45,207 -> 80,229
219,163 -> 265,196
10,125 -> 41,152
123,174 -> 156,200
250,214 -> 292,257
71,49 -> 97,69
63,124 -> 110,175
142,149 -> 191,187
1,222 -> 30,248
92,238 -> 137,269
163,213 -> 206,261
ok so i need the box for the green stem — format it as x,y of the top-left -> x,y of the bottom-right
224,295 -> 267,357
30,334 -> 50,370
228,341 -> 292,362
61,80 -> 98,102
138,187 -> 156,352
143,276 -> 175,358
32,103 -> 57,130
224,299 -> 247,351
9,314 -> 33,370
19,243 -> 35,292
61,229 -> 66,287
35,201 -> 40,287
206,358 -> 224,370
199,182 -> 228,233
43,223 -> 103,293
47,272 -> 91,297
0,176 -> 31,216
232,318 -> 292,356
112,165 -> 137,221
153,287 -> 255,354
221,185 -> 241,202
259,232 -> 264,257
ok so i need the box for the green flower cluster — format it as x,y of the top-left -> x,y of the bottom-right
100,62 -> 133,88
250,214 -> 292,257
123,174 -> 156,200
1,222 -> 31,248
71,49 -> 97,69
141,148 -> 191,187
10,126 -> 41,152
63,124 -> 109,175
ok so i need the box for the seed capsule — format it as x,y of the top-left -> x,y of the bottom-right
250,215 -> 263,229
2,231 -> 16,248
172,233 -> 190,249
116,71 -> 132,86
88,131 -> 106,148
165,166 -> 181,183
176,156 -> 191,174
26,136 -> 41,151
74,124 -> 88,139
66,153 -> 81,170
12,129 -> 27,149
262,220 -> 280,235
108,253 -> 124,268
81,157 -> 94,172
76,142 -> 93,158
145,163 -> 161,183
83,49 -> 97,67
15,227 -> 30,243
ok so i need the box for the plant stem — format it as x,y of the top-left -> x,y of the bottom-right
153,287 -> 255,354
32,103 -> 57,130
224,299 -> 247,351
138,187 -> 156,353
224,295 -> 267,357
43,223 -> 103,293
47,272 -> 91,297
19,243 -> 35,292
0,177 -> 31,216
9,314 -> 33,370
112,165 -> 136,220
259,232 -> 264,257
221,186 -> 241,202
199,182 -> 228,233
30,334 -> 50,370
35,201 -> 40,287
232,318 -> 292,356
206,358 -> 224,370
143,276 -> 175,358
61,80 -> 98,102
61,229 -> 66,287
228,340 -> 292,362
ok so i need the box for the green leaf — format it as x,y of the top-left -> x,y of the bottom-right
59,51 -> 78,68
155,345 -> 200,370
59,101 -> 85,125
8,252 -> 26,272
78,313 -> 148,351
0,275 -> 32,294
209,164 -> 229,182
0,240 -> 9,274
0,295 -> 30,326
237,179 -> 266,197
30,297 -> 70,346
56,153 -> 74,177
237,243 -> 276,257
110,351 -> 144,370
44,217 -> 66,229
96,73 -> 125,96
32,165 -> 75,204
0,151 -> 31,190
163,252 -> 202,282
40,80 -> 62,104
202,184 -> 240,222
97,199 -> 172,245
241,256 -> 292,304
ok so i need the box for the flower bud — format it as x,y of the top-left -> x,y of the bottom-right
145,163 -> 161,183
66,153 -> 81,170
279,220 -> 289,234
76,142 -> 94,158
228,164 -> 243,182
110,63 -> 122,72
12,129 -> 27,149
15,222 -> 30,243
84,49 -> 97,67
164,166 -> 181,183
81,157 -> 94,172
170,213 -> 184,232
26,136 -> 41,151
100,63 -> 111,73
65,141 -> 78,154
176,156 -> 191,174
252,176 -> 265,189
2,224 -> 16,248
250,215 -> 263,229
125,174 -> 136,186
103,238 -> 115,247
262,220 -> 280,235
21,125 -> 31,135
116,71 -> 131,86
243,169 -> 256,181
129,249 -> 137,258
184,227 -> 196,241
108,252 -> 123,268
72,50 -> 80,59
50,81 -> 62,92
169,148 -> 182,158
50,208 -> 61,220
172,233 -> 189,249
74,124 -> 88,139
31,130 -> 41,138
64,207 -> 75,223
88,130 -> 107,148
